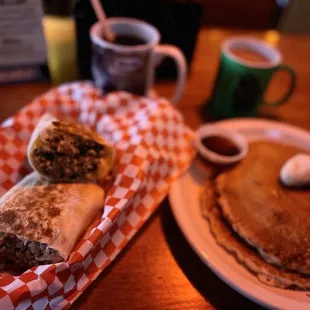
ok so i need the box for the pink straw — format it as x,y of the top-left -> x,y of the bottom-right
90,0 -> 115,42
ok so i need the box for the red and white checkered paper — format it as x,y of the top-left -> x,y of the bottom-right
0,82 -> 195,309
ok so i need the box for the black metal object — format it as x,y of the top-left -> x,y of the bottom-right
43,0 -> 73,16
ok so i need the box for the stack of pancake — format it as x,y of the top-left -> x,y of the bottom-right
201,141 -> 310,290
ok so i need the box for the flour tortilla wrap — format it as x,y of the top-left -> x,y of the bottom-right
0,172 -> 104,268
28,114 -> 116,182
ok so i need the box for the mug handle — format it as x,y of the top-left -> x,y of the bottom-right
262,64 -> 297,106
154,45 -> 187,105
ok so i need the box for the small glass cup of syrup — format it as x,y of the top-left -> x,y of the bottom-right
195,124 -> 248,165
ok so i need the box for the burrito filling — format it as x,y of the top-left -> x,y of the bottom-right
0,232 -> 63,267
32,123 -> 107,180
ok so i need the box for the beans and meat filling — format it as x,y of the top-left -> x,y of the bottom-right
0,232 -> 62,268
31,122 -> 107,180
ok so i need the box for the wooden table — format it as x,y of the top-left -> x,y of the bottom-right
1,28 -> 310,310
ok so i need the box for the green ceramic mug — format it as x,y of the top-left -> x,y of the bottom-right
209,37 -> 296,118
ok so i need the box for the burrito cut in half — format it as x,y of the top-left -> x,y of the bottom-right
28,114 -> 116,182
0,173 -> 104,268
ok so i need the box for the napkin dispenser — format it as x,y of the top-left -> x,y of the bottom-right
0,0 -> 49,84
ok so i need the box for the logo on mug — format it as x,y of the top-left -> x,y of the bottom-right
109,57 -> 143,74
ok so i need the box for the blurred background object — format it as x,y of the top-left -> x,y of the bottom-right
73,0 -> 203,80
278,0 -> 310,34
201,0 -> 286,29
43,16 -> 78,84
0,0 -> 49,84
42,0 -> 78,84
42,0 -> 310,86
43,0 -> 73,16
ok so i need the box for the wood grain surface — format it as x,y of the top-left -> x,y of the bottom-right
1,28 -> 310,310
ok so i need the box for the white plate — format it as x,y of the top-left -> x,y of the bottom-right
169,118 -> 310,310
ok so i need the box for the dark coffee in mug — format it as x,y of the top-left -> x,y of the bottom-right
112,35 -> 147,46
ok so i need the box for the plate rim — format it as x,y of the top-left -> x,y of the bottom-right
169,118 -> 310,310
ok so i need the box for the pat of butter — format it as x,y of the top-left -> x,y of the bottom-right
280,154 -> 310,187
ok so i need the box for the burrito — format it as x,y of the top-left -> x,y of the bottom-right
28,114 -> 116,182
0,173 -> 104,268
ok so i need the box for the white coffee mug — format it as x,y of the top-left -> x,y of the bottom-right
90,17 -> 187,104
